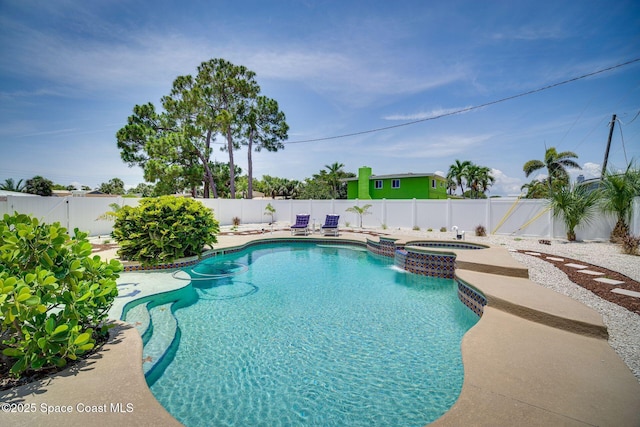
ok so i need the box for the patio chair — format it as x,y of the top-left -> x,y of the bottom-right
321,214 -> 340,236
290,214 -> 311,235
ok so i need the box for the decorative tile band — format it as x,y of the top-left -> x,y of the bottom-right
367,237 -> 402,257
456,279 -> 487,317
394,248 -> 457,279
408,241 -> 487,250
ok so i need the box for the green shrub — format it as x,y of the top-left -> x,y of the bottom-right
0,213 -> 122,377
112,196 -> 219,264
440,227 -> 447,232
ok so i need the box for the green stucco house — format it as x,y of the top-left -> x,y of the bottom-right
344,167 -> 448,200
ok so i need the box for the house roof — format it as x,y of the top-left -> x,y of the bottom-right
0,190 -> 39,197
342,172 -> 445,182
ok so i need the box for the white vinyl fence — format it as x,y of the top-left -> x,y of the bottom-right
1,195 -> 639,240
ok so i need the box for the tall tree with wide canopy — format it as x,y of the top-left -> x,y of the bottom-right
116,102 -> 206,196
117,58 -> 271,198
240,96 -> 289,199
98,178 -> 125,195
196,59 -> 260,198
523,147 -> 581,191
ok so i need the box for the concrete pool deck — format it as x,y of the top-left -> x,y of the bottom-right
2,230 -> 639,426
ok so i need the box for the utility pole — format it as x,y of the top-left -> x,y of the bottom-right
601,114 -> 616,180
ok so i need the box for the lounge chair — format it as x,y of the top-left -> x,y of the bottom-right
290,214 -> 311,235
321,214 -> 340,236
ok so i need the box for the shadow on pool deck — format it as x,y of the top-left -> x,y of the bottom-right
2,231 -> 639,427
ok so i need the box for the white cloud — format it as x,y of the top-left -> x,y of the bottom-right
248,50 -> 467,108
383,106 -> 475,121
489,168 -> 523,196
368,133 -> 495,159
491,25 -> 566,41
568,161 -> 601,181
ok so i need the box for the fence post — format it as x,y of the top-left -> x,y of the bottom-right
632,197 -> 640,235
485,198 -> 491,233
446,198 -> 452,230
412,198 -> 417,229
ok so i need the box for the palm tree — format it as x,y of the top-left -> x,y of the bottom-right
464,164 -> 494,198
446,176 -> 457,196
477,167 -> 496,195
548,183 -> 600,241
0,178 -> 25,192
521,179 -> 548,199
523,147 -> 581,191
264,203 -> 276,224
346,204 -> 372,228
324,162 -> 345,199
447,160 -> 471,196
599,163 -> 640,242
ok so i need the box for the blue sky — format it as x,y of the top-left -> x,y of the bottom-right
1,0 -> 639,195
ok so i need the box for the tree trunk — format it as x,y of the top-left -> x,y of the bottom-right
226,127 -> 235,199
202,131 -> 217,198
610,218 -> 628,243
247,134 -> 253,199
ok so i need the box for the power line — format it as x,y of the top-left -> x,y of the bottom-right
617,118 -> 628,165
285,57 -> 640,145
625,109 -> 640,125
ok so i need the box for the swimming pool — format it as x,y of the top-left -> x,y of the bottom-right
123,242 -> 479,426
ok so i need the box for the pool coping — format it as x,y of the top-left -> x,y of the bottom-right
2,230 -> 639,426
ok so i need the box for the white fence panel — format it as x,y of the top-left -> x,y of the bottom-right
491,199 -> 550,237
0,198 -> 8,216
415,200 -> 449,231
6,196 -> 71,229
333,200 -> 357,226
3,195 -> 638,240
69,197 -> 125,236
632,197 -> 640,236
382,200 -> 413,229
575,212 -> 615,241
449,199 -> 486,234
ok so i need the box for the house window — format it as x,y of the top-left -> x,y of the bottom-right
374,180 -> 383,189
431,179 -> 436,188
392,179 -> 400,189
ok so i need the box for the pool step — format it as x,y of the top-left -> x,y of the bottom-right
142,303 -> 178,375
124,302 -> 151,337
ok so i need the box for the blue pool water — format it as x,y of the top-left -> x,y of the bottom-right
124,242 -> 479,427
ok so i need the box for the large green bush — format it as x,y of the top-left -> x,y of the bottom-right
0,213 -> 121,377
112,196 -> 219,264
